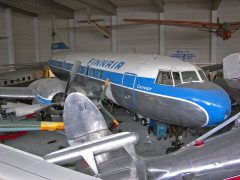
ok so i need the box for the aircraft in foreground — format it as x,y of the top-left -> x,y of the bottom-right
1,92 -> 240,179
42,92 -> 240,180
123,18 -> 240,40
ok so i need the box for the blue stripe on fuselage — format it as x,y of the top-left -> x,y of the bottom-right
33,91 -> 52,105
48,59 -> 231,127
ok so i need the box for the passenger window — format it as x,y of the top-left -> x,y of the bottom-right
4,81 -> 7,85
81,66 -> 85,74
85,67 -> 89,75
90,69 -> 95,77
172,72 -> 181,85
78,66 -> 82,74
98,70 -> 103,79
156,71 -> 173,85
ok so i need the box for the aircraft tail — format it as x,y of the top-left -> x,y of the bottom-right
51,42 -> 70,50
223,53 -> 240,82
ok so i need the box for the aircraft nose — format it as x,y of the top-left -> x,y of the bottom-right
180,81 -> 231,127
204,86 -> 231,126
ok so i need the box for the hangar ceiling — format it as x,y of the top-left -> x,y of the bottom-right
53,0 -> 222,14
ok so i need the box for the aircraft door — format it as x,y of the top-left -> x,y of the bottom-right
121,73 -> 137,110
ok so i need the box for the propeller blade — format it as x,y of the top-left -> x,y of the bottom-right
0,120 -> 64,132
9,104 -> 55,117
100,107 -> 119,130
99,78 -> 109,103
64,60 -> 81,98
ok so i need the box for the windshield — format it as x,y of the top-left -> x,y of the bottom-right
198,70 -> 208,81
181,71 -> 199,82
172,72 -> 181,85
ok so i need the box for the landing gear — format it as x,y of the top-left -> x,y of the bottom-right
140,118 -> 148,126
37,111 -> 52,121
166,126 -> 185,154
133,114 -> 139,122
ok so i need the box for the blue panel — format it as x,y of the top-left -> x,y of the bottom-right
122,74 -> 136,88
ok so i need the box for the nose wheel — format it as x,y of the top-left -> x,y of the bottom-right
140,118 -> 148,126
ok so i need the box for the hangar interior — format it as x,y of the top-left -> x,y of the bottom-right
1,0 -> 240,180
0,0 -> 240,65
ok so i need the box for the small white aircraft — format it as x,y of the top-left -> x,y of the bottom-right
0,42 -> 231,133
213,53 -> 240,104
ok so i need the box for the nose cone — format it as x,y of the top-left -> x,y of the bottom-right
203,85 -> 231,126
193,82 -> 231,126
180,81 -> 231,127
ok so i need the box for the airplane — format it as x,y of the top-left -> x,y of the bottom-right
0,36 -> 8,40
42,92 -> 240,180
0,92 -> 239,179
206,53 -> 240,105
0,42 -> 231,138
123,18 -> 240,40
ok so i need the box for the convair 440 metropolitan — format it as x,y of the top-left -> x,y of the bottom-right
48,49 -> 231,128
0,45 -> 231,130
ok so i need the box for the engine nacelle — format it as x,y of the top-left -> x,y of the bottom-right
29,78 -> 75,115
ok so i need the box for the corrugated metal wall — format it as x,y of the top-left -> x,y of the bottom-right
0,7 -> 8,64
12,12 -> 35,64
73,1 -> 240,64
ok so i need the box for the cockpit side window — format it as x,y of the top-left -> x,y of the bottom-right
198,70 -> 208,81
181,71 -> 199,82
172,72 -> 181,85
156,71 -> 173,85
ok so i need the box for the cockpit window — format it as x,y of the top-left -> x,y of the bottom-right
198,70 -> 208,81
181,71 -> 199,82
156,71 -> 173,85
172,72 -> 181,85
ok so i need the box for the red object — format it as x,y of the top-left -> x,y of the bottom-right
194,140 -> 204,147
25,113 -> 35,118
226,175 -> 240,180
0,131 -> 28,141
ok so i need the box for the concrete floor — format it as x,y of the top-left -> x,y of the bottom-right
3,106 -> 198,158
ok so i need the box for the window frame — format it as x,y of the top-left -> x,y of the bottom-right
155,70 -> 174,86
181,71 -> 200,83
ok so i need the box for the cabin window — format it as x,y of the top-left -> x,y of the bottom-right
156,71 -> 173,85
78,66 -> 82,74
81,66 -> 85,74
4,81 -> 7,85
181,71 -> 199,82
22,77 -> 25,81
98,70 -> 103,79
28,76 -> 31,80
172,72 -> 181,85
10,80 -> 14,83
198,70 -> 208,81
85,67 -> 89,75
90,68 -> 95,77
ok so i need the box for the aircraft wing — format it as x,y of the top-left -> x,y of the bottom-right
0,143 -> 99,180
0,87 -> 34,99
214,78 -> 240,104
123,19 -> 220,30
230,22 -> 240,31
201,63 -> 223,72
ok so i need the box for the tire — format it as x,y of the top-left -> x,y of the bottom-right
141,118 -> 147,126
166,147 -> 175,154
133,114 -> 139,122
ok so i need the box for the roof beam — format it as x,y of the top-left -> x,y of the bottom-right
212,0 -> 222,10
150,0 -> 164,12
0,0 -> 73,18
78,0 -> 116,15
